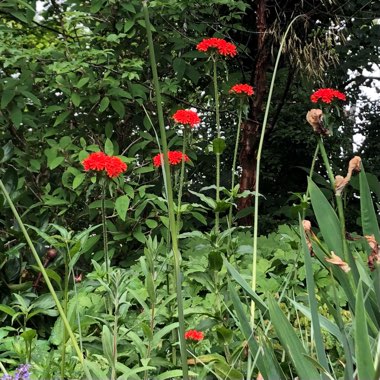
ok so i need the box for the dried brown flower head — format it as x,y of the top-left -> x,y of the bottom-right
306,109 -> 328,136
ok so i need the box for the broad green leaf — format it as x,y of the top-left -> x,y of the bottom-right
267,296 -> 321,379
76,77 -> 90,88
71,93 -> 81,107
214,360 -> 244,380
49,156 -> 64,170
10,106 -> 22,127
111,100 -> 125,118
308,178 -> 343,257
359,165 -> 380,242
0,304 -> 16,317
99,97 -> 110,113
1,90 -> 15,109
115,195 -> 130,221
72,173 -> 86,189
355,282 -> 375,380
104,138 -> 114,156
156,370 -> 197,380
53,111 -> 70,127
102,325 -> 114,369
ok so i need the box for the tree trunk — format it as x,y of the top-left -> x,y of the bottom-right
237,0 -> 269,225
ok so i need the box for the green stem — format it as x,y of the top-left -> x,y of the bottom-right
0,179 -> 84,365
317,137 -> 335,189
101,180 -> 109,281
61,243 -> 70,380
248,14 -> 305,380
142,3 -> 188,379
213,57 -> 221,232
177,129 -> 187,230
228,99 -> 243,227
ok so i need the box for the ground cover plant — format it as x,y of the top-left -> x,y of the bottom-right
1,1 -> 380,379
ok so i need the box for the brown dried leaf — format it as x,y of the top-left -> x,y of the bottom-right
334,175 -> 349,196
365,235 -> 380,271
306,109 -> 329,136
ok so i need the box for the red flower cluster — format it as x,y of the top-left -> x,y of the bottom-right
172,109 -> 201,128
82,151 -> 127,178
185,329 -> 204,342
310,88 -> 346,104
196,38 -> 237,57
229,83 -> 254,96
153,151 -> 190,167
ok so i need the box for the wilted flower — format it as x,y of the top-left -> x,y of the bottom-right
153,151 -> 189,167
335,175 -> 349,196
196,37 -> 237,57
306,109 -> 328,136
325,252 -> 350,273
365,235 -> 380,271
172,110 -> 200,128
185,329 -> 204,342
310,88 -> 346,104
229,84 -> 254,96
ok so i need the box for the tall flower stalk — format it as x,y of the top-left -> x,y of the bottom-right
196,37 -> 237,232
142,2 -> 188,378
228,84 -> 254,227
247,15 -> 305,379
0,180 -> 85,366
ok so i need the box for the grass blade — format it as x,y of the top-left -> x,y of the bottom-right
355,282 -> 375,380
299,217 -> 330,376
267,296 -> 321,380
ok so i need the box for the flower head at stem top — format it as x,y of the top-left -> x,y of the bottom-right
196,37 -> 237,57
229,83 -> 254,97
310,88 -> 346,104
184,329 -> 204,342
153,151 -> 190,167
82,152 -> 127,178
172,109 -> 201,128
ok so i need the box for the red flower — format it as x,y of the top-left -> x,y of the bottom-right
153,151 -> 190,167
82,152 -> 108,171
185,329 -> 204,342
310,88 -> 346,104
104,156 -> 128,178
196,37 -> 237,57
82,152 -> 127,178
172,110 -> 201,128
229,83 -> 254,96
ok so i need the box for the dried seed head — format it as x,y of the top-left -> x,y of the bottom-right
46,248 -> 58,260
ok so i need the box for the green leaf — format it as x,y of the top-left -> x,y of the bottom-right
102,325 -> 114,369
49,156 -> 64,170
53,111 -> 70,127
115,195 -> 130,221
1,90 -> 15,109
156,370 -> 198,380
10,106 -> 22,127
214,360 -> 244,380
224,260 -> 268,313
212,137 -> 226,155
299,217 -> 329,375
104,138 -> 114,156
76,77 -> 90,88
355,282 -> 375,380
99,97 -> 110,113
111,100 -> 125,118
359,165 -> 380,242
73,173 -> 86,189
267,296 -> 321,380
152,322 -> 179,347
208,250 -> 223,272
173,58 -> 186,81
0,304 -> 16,317
308,178 -> 343,257
71,93 -> 81,107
